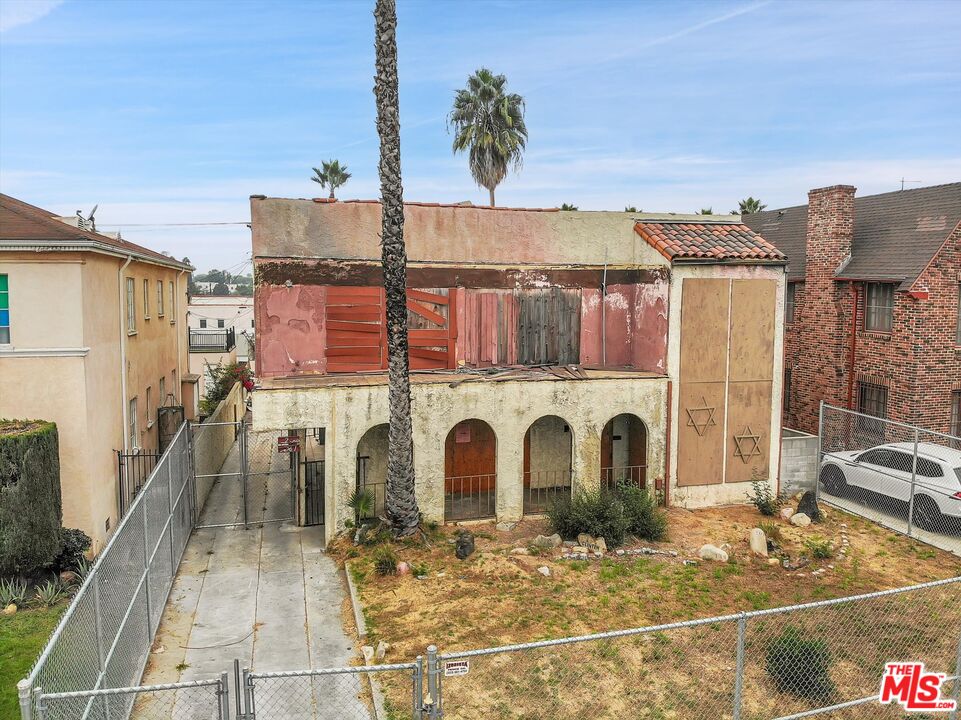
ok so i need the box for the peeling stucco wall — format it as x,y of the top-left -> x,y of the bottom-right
252,376 -> 668,542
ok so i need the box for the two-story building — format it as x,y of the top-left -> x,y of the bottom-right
249,196 -> 787,539
743,183 -> 961,438
0,194 -> 194,549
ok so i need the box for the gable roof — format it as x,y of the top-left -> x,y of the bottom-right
0,193 -> 192,270
634,219 -> 786,263
742,183 -> 961,287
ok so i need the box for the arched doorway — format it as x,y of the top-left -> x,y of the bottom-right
356,424 -> 388,520
523,416 -> 573,514
445,419 -> 496,520
600,414 -> 647,491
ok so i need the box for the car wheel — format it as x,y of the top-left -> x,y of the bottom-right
820,465 -> 846,496
912,495 -> 942,532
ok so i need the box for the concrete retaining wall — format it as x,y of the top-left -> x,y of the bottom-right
192,381 -> 245,511
780,427 -> 819,497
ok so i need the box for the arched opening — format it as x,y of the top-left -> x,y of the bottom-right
600,414 -> 647,491
523,415 -> 573,514
445,419 -> 496,520
356,424 -> 388,520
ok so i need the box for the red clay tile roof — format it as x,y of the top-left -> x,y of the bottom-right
635,220 -> 786,263
0,193 -> 192,269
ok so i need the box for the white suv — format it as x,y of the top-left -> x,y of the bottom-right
819,442 -> 961,531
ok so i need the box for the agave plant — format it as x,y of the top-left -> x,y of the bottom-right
33,579 -> 68,607
0,577 -> 29,606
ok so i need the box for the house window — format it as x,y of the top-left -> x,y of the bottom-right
200,319 -> 208,329
785,283 -> 796,324
864,283 -> 894,332
143,279 -> 150,319
0,274 -> 9,344
159,377 -> 166,407
217,319 -> 225,328
157,280 -> 165,317
171,369 -> 177,403
129,397 -> 138,449
126,277 -> 136,333
783,369 -> 792,414
169,281 -> 176,324
146,386 -> 152,427
951,392 -> 961,444
858,382 -> 888,418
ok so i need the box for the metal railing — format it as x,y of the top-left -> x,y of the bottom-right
600,464 -> 647,492
523,470 -> 572,514
188,327 -> 236,352
19,423 -> 194,720
444,474 -> 496,521
116,449 -> 162,519
35,676 -> 228,720
817,402 -> 961,555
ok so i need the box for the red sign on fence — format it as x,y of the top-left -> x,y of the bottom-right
277,435 -> 300,454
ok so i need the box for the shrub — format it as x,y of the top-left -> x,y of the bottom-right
765,626 -> 835,701
547,489 -> 630,547
52,528 -> 92,572
747,476 -> 782,516
0,577 -> 28,606
758,521 -> 782,543
348,488 -> 376,525
804,536 -> 833,559
616,483 -> 668,542
199,362 -> 250,417
373,545 -> 398,576
33,579 -> 69,607
0,420 -> 63,576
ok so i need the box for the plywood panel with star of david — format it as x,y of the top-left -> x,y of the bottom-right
728,279 -> 776,382
676,382 -> 726,486
725,380 -> 773,484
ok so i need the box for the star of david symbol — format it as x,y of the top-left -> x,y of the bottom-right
733,425 -> 763,464
685,397 -> 717,437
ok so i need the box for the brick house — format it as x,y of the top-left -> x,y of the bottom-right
743,183 -> 961,438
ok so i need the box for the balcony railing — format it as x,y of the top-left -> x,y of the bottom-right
188,327 -> 236,353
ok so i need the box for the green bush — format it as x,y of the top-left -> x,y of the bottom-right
617,483 -> 668,541
52,528 -> 92,572
0,420 -> 63,576
747,475 -> 782,516
547,488 -> 630,547
199,362 -> 249,417
804,536 -> 833,559
373,545 -> 398,576
765,626 -> 835,701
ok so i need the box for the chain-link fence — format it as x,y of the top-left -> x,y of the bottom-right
19,423 -> 194,719
35,676 -> 228,720
432,576 -> 961,720
818,403 -> 961,555
244,425 -> 295,526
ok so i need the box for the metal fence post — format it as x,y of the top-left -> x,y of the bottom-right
732,612 -> 747,720
243,666 -> 254,719
906,428 -> 919,537
414,655 -> 424,718
426,645 -> 441,719
167,458 -> 177,573
950,628 -> 961,720
219,670 -> 231,720
17,680 -> 33,720
141,499 -> 153,636
815,401 -> 824,502
234,659 -> 243,720
240,420 -> 249,529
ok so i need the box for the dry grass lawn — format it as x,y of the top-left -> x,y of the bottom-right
333,504 -> 961,720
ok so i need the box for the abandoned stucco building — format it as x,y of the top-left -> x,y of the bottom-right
249,197 -> 787,539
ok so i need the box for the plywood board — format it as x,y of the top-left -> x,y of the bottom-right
728,280 -> 776,382
679,278 -> 730,384
725,380 -> 773,484
676,381 -> 726,486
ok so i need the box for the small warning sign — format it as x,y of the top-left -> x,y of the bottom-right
444,660 -> 470,677
277,435 -> 300,453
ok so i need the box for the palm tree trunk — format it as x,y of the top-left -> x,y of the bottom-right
489,187 -> 495,207
329,188 -> 335,200
374,0 -> 419,536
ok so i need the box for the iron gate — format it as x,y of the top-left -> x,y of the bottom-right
304,460 -> 325,526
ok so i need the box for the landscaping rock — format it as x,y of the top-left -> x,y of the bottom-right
59,570 -> 78,585
615,549 -> 626,556
562,540 -> 576,547
683,559 -> 699,566
797,491 -> 822,522
532,533 -> 562,549
576,533 -> 607,553
496,521 -> 517,532
698,544 -> 729,562
572,546 -> 588,554
455,531 -> 475,559
375,640 -> 389,660
767,558 -> 781,565
537,566 -> 551,577
510,547 -> 529,555
595,537 -> 608,554
2,604 -> 16,616
790,513 -> 812,527
749,528 -> 768,557
396,562 -> 410,576
362,645 -> 375,663
780,507 -> 795,521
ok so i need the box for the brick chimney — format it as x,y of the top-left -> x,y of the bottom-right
794,185 -> 857,428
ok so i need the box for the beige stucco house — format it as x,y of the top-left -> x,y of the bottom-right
0,194 -> 193,550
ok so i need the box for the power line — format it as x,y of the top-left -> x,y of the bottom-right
98,221 -> 251,227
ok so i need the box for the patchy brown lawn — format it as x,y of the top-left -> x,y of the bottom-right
333,504 -> 961,720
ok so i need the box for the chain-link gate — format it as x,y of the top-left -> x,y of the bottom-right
244,424 -> 296,526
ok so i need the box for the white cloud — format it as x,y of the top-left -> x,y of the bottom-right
0,0 -> 62,33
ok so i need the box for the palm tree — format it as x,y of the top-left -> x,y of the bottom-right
449,68 -> 527,207
310,160 -> 352,199
696,207 -> 714,215
624,206 -> 640,213
734,196 -> 766,215
560,203 -> 578,211
373,0 -> 420,537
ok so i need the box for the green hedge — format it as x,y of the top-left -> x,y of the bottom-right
0,420 -> 63,576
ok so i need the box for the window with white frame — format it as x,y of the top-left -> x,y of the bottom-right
157,280 -> 164,317
169,281 -> 176,324
864,283 -> 894,332
143,279 -> 150,319
126,277 -> 136,333
200,318 -> 207,329
217,319 -> 225,328
129,397 -> 138,449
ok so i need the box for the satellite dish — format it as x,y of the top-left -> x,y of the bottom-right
87,204 -> 98,230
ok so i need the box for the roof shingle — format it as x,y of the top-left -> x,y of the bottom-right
634,220 -> 786,263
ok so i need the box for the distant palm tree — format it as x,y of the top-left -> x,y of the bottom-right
373,0 -> 420,537
449,68 -> 527,207
734,196 -> 766,215
310,160 -> 352,199
696,207 -> 714,215
560,203 -> 578,211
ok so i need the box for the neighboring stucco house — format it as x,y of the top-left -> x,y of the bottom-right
188,294 -> 253,365
249,196 -> 787,540
0,194 -> 194,549
743,183 -> 961,438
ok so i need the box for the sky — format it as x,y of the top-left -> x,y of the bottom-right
1,0 -> 960,274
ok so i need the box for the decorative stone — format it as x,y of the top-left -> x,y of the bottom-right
532,534 -> 562,549
749,528 -> 768,557
572,546 -> 588,554
396,562 -> 410,576
796,491 -> 822,522
455,530 -> 475,560
537,566 -> 551,577
790,513 -> 812,527
595,537 -> 608,554
698,544 -> 729,562
510,547 -> 529,555
2,604 -> 16,616
362,645 -> 375,663
683,559 -> 699,566
375,640 -> 389,660
59,570 -> 78,584
767,558 -> 781,565
496,521 -> 517,532
615,549 -> 626,556
562,540 -> 576,547
780,507 -> 795,521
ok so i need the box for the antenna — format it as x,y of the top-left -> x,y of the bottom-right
899,178 -> 921,191
87,204 -> 98,231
